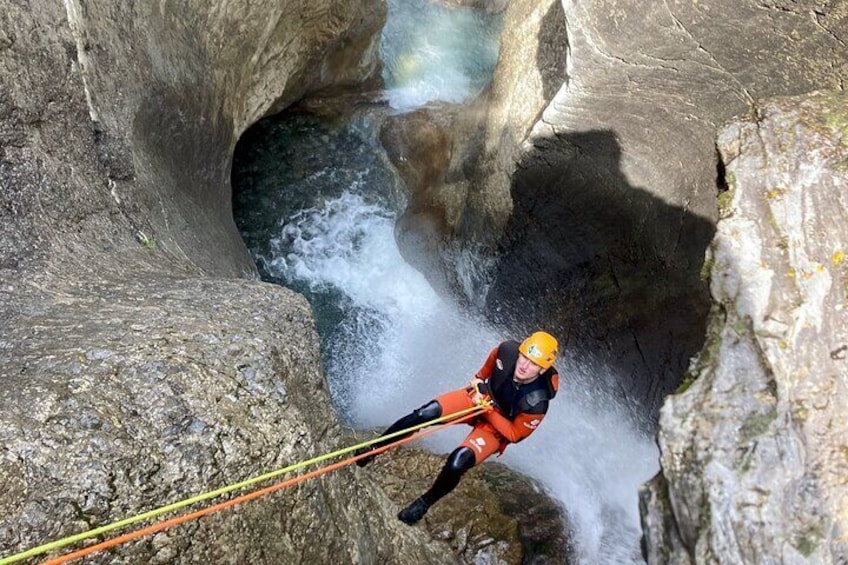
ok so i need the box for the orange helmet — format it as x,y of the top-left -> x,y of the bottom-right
519,331 -> 558,369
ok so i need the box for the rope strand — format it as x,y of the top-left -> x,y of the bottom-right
0,402 -> 490,565
40,409 -> 485,565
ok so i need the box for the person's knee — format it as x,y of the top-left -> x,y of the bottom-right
413,400 -> 442,421
446,446 -> 476,475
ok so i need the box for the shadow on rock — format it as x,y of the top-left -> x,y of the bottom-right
485,130 -> 715,420
536,0 -> 568,101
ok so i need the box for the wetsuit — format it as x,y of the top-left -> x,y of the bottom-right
435,339 -> 559,463
360,340 -> 559,523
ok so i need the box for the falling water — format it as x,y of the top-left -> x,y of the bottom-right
380,0 -> 502,111
233,2 -> 659,562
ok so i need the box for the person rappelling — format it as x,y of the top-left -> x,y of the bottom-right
355,331 -> 560,524
5,333 -> 559,564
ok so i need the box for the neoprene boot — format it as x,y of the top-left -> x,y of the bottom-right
354,400 -> 443,468
397,446 -> 476,526
354,446 -> 377,468
397,496 -> 430,525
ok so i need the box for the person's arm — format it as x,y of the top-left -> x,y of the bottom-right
468,346 -> 499,404
482,410 -> 545,443
474,346 -> 499,381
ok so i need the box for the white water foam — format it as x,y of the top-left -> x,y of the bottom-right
264,191 -> 658,564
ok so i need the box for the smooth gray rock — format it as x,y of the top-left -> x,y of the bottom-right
639,473 -> 692,565
1,0 -> 385,283
644,90 -> 848,564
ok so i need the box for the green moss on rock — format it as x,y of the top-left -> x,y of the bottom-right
717,188 -> 736,219
793,522 -> 824,557
739,408 -> 777,443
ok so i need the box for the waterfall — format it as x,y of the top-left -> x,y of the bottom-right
380,0 -> 502,111
233,2 -> 659,561
243,184 -> 657,563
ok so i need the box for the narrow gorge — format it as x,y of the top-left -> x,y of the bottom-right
1,1 -> 846,564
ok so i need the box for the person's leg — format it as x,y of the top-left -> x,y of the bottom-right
355,388 -> 475,467
398,423 -> 502,524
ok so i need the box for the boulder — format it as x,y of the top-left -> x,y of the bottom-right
364,443 -> 574,564
0,278 -> 452,563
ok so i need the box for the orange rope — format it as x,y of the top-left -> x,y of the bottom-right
40,411 -> 482,565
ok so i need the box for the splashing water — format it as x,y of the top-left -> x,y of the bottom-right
381,0 -> 502,111
260,190 -> 500,420
258,189 -> 658,564
233,2 -> 657,560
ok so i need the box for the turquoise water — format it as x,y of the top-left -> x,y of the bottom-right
381,0 -> 502,110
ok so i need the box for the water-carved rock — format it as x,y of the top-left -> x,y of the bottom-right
396,0 -> 848,415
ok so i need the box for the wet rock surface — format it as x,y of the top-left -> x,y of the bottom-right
642,91 -> 848,563
361,443 -> 573,564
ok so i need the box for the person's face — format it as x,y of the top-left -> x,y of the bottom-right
514,354 -> 543,383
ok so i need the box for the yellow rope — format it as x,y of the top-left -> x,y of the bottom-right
0,403 -> 489,564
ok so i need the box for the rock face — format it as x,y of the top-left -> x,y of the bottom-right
1,0 -> 385,283
0,0 -> 486,562
0,279 -> 452,563
366,444 -> 573,564
641,91 -> 848,563
395,0 -> 848,413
